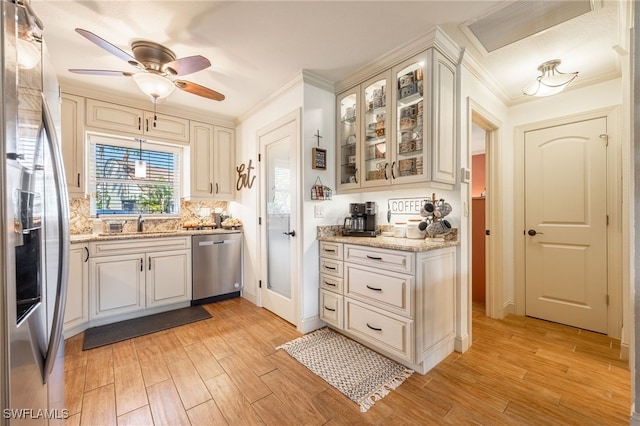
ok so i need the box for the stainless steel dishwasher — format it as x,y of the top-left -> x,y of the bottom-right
192,232 -> 243,304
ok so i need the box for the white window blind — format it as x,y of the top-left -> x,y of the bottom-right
88,134 -> 181,216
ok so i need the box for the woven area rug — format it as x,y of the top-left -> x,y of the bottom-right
276,328 -> 413,412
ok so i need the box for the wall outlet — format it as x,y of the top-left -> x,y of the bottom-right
314,205 -> 324,218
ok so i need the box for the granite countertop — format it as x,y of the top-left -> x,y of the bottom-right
70,228 -> 242,243
317,234 -> 458,252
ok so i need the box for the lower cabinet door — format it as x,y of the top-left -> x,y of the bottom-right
64,244 -> 89,332
345,298 -> 414,362
146,249 -> 192,308
320,290 -> 343,329
89,253 -> 145,319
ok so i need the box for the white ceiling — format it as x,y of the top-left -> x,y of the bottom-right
30,1 -> 625,121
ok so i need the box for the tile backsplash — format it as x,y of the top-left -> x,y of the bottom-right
69,196 -> 228,234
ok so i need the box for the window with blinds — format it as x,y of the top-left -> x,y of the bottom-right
88,134 -> 181,216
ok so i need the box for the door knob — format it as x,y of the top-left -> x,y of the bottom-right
283,230 -> 296,237
527,229 -> 543,236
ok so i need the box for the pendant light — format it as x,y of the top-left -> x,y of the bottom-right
523,60 -> 578,97
134,138 -> 146,178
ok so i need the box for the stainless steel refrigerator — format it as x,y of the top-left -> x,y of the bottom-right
1,1 -> 70,424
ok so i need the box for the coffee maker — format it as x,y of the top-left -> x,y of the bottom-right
343,202 -> 378,237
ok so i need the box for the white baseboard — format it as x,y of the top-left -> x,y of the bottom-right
503,301 -> 515,316
298,315 -> 324,334
620,342 -> 630,361
455,333 -> 470,353
241,291 -> 257,305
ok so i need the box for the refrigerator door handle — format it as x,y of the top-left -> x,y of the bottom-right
41,93 -> 71,383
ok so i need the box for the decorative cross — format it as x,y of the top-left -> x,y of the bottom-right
314,129 -> 323,146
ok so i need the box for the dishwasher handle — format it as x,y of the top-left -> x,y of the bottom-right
198,240 -> 229,246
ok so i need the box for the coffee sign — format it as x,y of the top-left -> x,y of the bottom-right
387,197 -> 426,215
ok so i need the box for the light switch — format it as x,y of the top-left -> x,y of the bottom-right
314,205 -> 324,218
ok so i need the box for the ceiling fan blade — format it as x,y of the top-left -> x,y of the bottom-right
69,69 -> 134,77
164,55 -> 211,76
75,28 -> 139,66
175,80 -> 225,101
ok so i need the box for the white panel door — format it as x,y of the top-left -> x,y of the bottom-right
259,111 -> 300,325
524,117 -> 608,333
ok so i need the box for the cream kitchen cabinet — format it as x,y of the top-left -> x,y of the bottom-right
318,240 -> 456,374
64,243 -> 89,335
61,93 -> 86,195
189,121 -> 235,200
89,236 -> 191,320
86,98 -> 190,143
319,241 -> 344,328
335,47 -> 456,193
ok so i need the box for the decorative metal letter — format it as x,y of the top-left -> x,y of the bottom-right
236,159 -> 256,191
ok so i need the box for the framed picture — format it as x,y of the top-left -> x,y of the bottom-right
312,147 -> 327,170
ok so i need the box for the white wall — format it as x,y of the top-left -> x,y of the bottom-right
230,80 -> 303,306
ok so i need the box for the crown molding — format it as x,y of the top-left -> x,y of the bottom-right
59,77 -> 235,127
334,26 -> 462,94
459,50 -> 511,106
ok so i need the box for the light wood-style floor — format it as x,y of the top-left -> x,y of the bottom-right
61,298 -> 630,425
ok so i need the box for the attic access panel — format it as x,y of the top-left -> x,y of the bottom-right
462,0 -> 593,54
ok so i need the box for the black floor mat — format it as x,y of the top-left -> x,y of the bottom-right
82,305 -> 211,350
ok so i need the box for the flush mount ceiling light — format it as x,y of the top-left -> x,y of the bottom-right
523,60 -> 578,97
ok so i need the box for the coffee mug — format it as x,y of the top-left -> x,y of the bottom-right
426,220 -> 452,236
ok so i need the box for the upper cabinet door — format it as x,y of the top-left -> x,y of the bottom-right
430,50 -> 457,185
61,93 -> 86,195
142,111 -> 190,144
86,98 -> 143,134
336,87 -> 360,192
360,71 -> 392,189
212,126 -> 235,200
190,121 -> 215,198
391,52 -> 429,185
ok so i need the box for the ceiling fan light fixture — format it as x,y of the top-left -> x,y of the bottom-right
133,72 -> 175,100
523,59 -> 578,97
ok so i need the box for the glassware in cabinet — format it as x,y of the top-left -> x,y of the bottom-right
337,89 -> 360,189
393,58 -> 427,183
361,72 -> 391,188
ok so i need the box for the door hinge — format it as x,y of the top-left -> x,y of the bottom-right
600,134 -> 609,147
258,217 -> 262,225
606,294 -> 609,305
258,153 -> 261,162
606,215 -> 609,226
259,280 -> 262,289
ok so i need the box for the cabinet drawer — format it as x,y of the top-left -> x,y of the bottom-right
345,298 -> 413,362
320,273 -> 344,294
319,258 -> 343,278
319,242 -> 343,260
320,290 -> 343,329
344,244 -> 414,274
91,236 -> 191,257
346,265 -> 412,317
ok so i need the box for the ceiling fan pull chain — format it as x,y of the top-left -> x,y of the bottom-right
153,97 -> 158,128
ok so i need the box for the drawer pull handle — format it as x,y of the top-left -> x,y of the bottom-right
366,255 -> 383,260
366,285 -> 382,292
324,281 -> 337,287
324,306 -> 336,312
323,249 -> 336,253
366,323 -> 382,332
324,265 -> 337,270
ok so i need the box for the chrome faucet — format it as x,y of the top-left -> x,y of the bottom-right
137,214 -> 145,232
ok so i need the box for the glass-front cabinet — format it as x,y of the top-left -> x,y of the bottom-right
337,88 -> 360,190
361,72 -> 391,188
392,57 -> 426,185
335,47 -> 456,193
